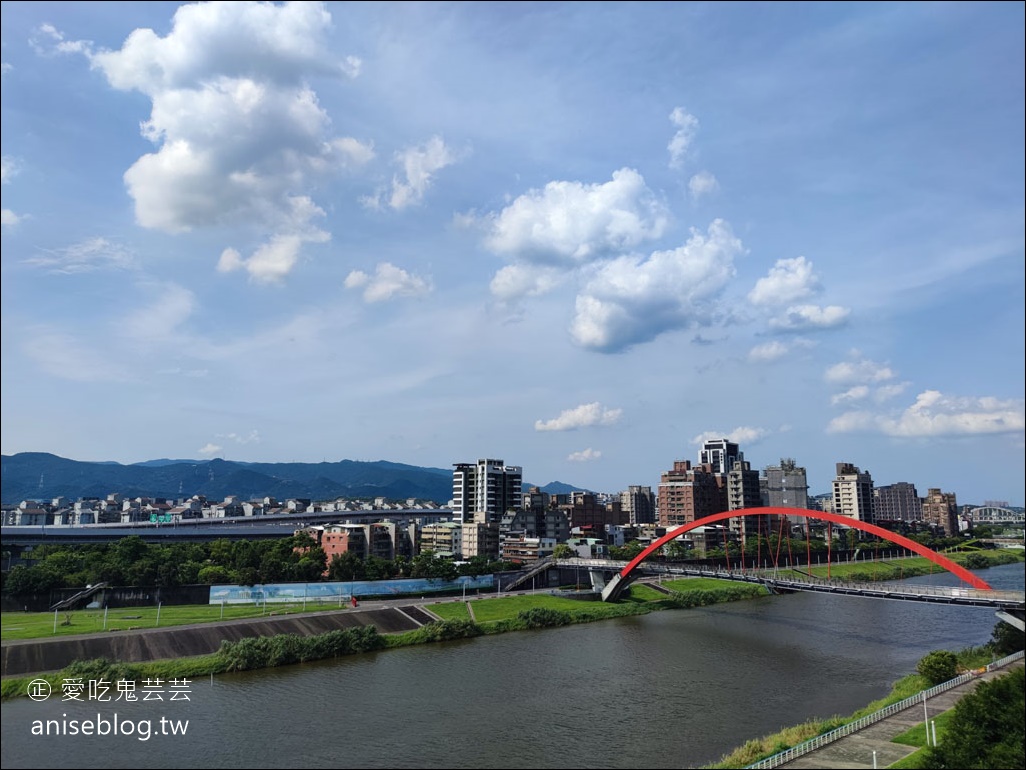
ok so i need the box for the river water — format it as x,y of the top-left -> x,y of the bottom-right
2,562 -> 1022,769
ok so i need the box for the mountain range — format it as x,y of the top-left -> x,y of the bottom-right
0,452 -> 586,506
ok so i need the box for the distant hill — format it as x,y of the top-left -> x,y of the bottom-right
1,453 -> 588,506
532,480 -> 591,495
0,452 -> 455,506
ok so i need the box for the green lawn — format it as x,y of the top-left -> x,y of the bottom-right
0,600 -> 349,641
887,709 -> 956,768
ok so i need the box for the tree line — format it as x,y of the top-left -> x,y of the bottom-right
1,535 -> 514,595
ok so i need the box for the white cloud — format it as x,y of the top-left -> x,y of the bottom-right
46,3 -> 371,280
24,237 -> 135,274
489,264 -> 566,301
568,448 -> 602,462
748,257 -> 821,306
769,304 -> 850,331
535,402 -> 623,432
569,218 -> 742,352
217,226 -> 330,284
691,426 -> 769,446
873,382 -> 909,402
748,340 -> 790,362
216,430 -> 261,445
2,210 -> 21,228
825,354 -> 895,385
688,171 -> 719,198
831,385 -> 870,405
197,443 -> 223,457
827,390 -> 1026,437
344,262 -> 432,303
1,156 -> 18,184
484,168 -> 669,265
668,107 -> 699,169
363,136 -> 457,211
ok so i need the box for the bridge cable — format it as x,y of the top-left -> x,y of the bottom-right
826,522 -> 832,580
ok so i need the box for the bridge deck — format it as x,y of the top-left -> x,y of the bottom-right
555,558 -> 1025,608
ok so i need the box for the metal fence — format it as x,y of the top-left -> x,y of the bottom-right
746,649 -> 1025,769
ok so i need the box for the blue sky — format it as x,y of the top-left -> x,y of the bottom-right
1,1 -> 1023,505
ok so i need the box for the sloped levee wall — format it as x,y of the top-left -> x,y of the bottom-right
0,607 -> 421,678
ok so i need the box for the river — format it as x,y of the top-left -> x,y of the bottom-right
1,562 -> 1022,769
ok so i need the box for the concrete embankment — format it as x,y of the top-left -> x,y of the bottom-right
1,605 -> 429,677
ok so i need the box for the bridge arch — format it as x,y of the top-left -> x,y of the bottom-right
620,507 -> 993,591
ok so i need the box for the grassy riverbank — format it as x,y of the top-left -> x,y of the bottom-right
0,577 -> 764,700
701,645 -> 1003,768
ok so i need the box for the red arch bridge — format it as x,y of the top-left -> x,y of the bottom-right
506,507 -> 1025,630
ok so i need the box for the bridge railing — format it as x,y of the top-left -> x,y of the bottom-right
745,650 -> 1025,769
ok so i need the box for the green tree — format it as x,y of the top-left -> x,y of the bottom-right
920,667 -> 1024,769
197,565 -> 232,584
990,619 -> 1025,656
551,544 -> 574,561
608,540 -> 645,561
327,551 -> 365,582
917,650 -> 959,685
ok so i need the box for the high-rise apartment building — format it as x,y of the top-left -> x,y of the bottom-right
620,485 -> 656,525
922,488 -> 958,536
699,439 -> 742,475
762,458 -> 809,509
726,459 -> 763,547
874,482 -> 922,523
657,460 -> 726,528
452,458 -> 523,524
831,462 -> 874,524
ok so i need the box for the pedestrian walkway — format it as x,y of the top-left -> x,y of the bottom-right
774,659 -> 1023,768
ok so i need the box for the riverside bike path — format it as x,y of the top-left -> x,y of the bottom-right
777,659 -> 1023,768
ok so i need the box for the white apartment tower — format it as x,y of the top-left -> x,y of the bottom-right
699,439 -> 742,475
452,458 -> 523,524
831,462 -> 875,524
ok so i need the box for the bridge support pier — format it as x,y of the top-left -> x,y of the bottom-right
996,609 -> 1025,632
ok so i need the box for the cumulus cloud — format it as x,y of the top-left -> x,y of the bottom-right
827,390 -> 1025,437
489,263 -> 566,301
748,257 -> 821,307
217,224 -> 330,284
569,218 -> 742,352
1,210 -> 21,228
831,385 -> 870,406
24,237 -> 136,274
691,426 -> 769,446
344,262 -> 432,303
825,354 -> 895,385
484,168 -> 669,266
874,382 -> 909,402
668,107 -> 699,169
748,340 -> 790,362
45,2 -> 372,280
688,171 -> 719,198
197,443 -> 223,457
568,448 -> 602,462
535,402 -> 622,432
769,304 -> 850,331
363,136 -> 456,211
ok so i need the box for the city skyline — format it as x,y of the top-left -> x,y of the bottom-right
2,2 -> 1023,506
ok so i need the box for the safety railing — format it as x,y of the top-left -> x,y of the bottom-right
746,650 -> 1024,768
